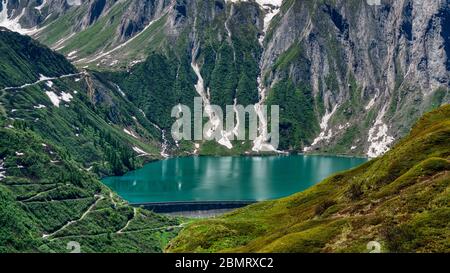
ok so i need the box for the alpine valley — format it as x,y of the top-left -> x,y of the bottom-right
0,0 -> 449,253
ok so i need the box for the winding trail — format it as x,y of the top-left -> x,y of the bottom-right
117,208 -> 137,234
42,195 -> 105,239
1,72 -> 86,91
20,185 -> 62,203
50,223 -> 186,241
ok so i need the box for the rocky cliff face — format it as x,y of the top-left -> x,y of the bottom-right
1,0 -> 448,157
261,0 -> 449,156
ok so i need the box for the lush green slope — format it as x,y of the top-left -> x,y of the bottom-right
0,29 -> 182,253
0,28 -> 76,89
0,127 -> 181,253
0,29 -> 163,177
167,105 -> 450,253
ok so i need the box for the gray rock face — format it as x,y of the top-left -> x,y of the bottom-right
0,0 -> 171,40
261,0 -> 449,156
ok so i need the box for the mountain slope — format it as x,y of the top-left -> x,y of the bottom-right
0,127 -> 181,253
2,0 -> 448,157
0,28 -> 166,176
167,105 -> 450,253
261,0 -> 450,155
0,29 -> 182,253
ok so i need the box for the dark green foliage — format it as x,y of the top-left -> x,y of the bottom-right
0,30 -> 162,176
0,29 -> 76,89
267,79 -> 319,150
0,185 -> 39,252
209,44 -> 238,108
0,30 -> 182,253
0,126 -> 182,253
108,52 -> 197,130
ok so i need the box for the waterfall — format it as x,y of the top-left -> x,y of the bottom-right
160,130 -> 170,158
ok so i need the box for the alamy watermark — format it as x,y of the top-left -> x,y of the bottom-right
170,97 -> 280,150
67,241 -> 81,253
367,241 -> 382,253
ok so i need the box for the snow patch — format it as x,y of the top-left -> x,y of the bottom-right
33,104 -> 46,109
132,146 -> 150,157
365,89 -> 380,111
367,106 -> 395,158
365,97 -> 376,110
35,0 -> 47,12
257,0 -> 282,38
226,0 -> 282,44
191,58 -> 234,149
45,90 -> 73,107
129,59 -> 145,67
251,0 -> 283,153
338,122 -> 351,130
67,0 -> 82,6
123,128 -> 139,139
114,84 -> 126,97
0,0 -> 41,35
67,50 -> 77,57
45,91 -> 60,107
2,73 -> 84,91
304,105 -> 338,152
39,74 -> 51,81
0,159 -> 5,181
52,33 -> 76,51
60,92 -> 73,102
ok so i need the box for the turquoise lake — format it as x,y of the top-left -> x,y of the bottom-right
102,155 -> 367,203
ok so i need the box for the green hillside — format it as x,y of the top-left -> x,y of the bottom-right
0,127 -> 181,253
0,29 -> 182,253
0,29 -> 163,177
167,105 -> 450,253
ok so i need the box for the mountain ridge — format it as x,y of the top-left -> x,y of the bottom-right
1,0 -> 448,157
